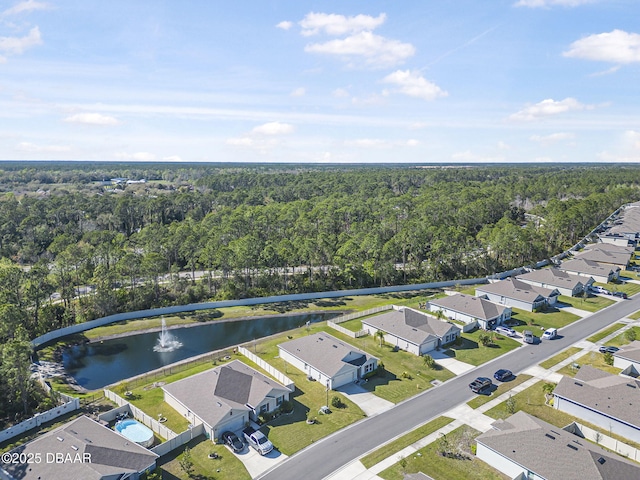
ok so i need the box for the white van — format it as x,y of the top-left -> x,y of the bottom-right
542,328 -> 557,340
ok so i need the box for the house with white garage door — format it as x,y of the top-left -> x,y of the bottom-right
361,306 -> 461,355
278,332 -> 378,390
162,360 -> 292,441
475,277 -> 559,312
516,267 -> 591,297
427,293 -> 511,330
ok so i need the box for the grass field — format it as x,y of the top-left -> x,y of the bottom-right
507,307 -> 580,337
466,374 -> 532,409
539,347 -> 582,369
444,329 -> 521,366
360,416 -> 454,469
378,425 -> 508,480
607,326 -> 640,348
556,351 -> 622,377
557,294 -> 615,312
586,323 -> 625,343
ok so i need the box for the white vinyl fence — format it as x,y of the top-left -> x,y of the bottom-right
238,346 -> 295,390
0,397 -> 80,443
104,389 -> 177,440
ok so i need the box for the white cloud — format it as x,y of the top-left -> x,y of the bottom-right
345,138 -> 392,149
382,70 -> 447,101
299,12 -> 386,37
226,137 -> 254,146
251,121 -> 294,135
514,0 -> 595,7
276,20 -> 293,31
2,0 -> 50,16
163,155 -> 183,162
509,97 -> 593,121
290,87 -> 306,97
115,151 -> 156,161
564,30 -> 640,64
16,141 -> 70,152
406,139 -> 420,147
305,31 -> 415,68
0,26 -> 42,60
530,132 -> 575,144
64,112 -> 119,126
497,141 -> 511,150
623,130 -> 640,149
332,88 -> 350,98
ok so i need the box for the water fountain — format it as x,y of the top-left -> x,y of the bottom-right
153,318 -> 183,352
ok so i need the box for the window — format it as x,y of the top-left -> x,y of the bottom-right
364,363 -> 374,374
260,403 -> 269,414
276,395 -> 284,406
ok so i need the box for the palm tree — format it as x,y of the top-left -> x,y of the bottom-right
542,382 -> 555,405
375,330 -> 385,347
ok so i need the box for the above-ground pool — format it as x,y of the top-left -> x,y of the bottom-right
115,419 -> 154,448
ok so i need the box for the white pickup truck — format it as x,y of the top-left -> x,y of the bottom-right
243,427 -> 273,455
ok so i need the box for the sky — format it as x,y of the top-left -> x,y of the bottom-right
0,0 -> 639,164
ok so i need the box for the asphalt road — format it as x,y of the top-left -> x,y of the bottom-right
258,294 -> 640,480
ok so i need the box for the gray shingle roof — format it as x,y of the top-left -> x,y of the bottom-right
584,243 -> 634,255
516,268 -> 587,291
559,258 -> 618,277
1,415 -> 158,480
476,411 -> 640,480
613,340 -> 640,363
162,359 -> 291,428
554,365 -> 640,429
429,293 -> 508,321
573,249 -> 630,267
476,277 -> 558,303
361,307 -> 460,345
608,206 -> 640,235
278,332 -> 377,378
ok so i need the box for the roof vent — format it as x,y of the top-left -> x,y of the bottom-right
71,445 -> 78,451
574,382 -> 583,387
545,433 -> 555,440
567,444 -> 578,451
216,401 -> 222,407
626,383 -> 636,388
56,436 -> 64,442
333,345 -> 338,348
598,457 -> 606,465
319,337 -> 324,341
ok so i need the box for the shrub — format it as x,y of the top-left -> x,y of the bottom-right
626,329 -> 637,342
331,396 -> 344,409
279,400 -> 293,414
603,352 -> 614,365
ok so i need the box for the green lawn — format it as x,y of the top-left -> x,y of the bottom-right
586,323 -> 625,343
557,294 -> 615,313
378,425 -> 509,480
629,310 -> 640,320
337,317 -> 364,332
443,329 -> 521,366
485,381 -> 576,428
602,279 -> 640,296
466,374 -> 532,409
158,435 -> 251,480
556,351 -> 622,377
127,387 -> 191,434
360,416 -> 454,469
507,307 -> 580,336
607,326 -> 640,347
539,347 -> 582,369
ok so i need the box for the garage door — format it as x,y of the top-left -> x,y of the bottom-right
216,412 -> 247,436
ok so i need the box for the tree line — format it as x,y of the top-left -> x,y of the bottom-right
0,162 -> 639,426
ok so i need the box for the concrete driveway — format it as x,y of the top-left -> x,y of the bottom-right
336,383 -> 394,416
429,349 -> 475,375
229,442 -> 288,479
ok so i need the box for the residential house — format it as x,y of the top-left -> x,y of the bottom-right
162,359 -> 292,441
572,248 -> 630,270
602,203 -> 640,244
558,258 -> 620,284
427,293 -> 511,330
516,267 -> 591,297
583,243 -> 634,256
361,306 -> 461,355
476,411 -> 640,480
553,365 -> 640,444
278,332 -> 378,389
475,277 -> 559,312
0,415 -> 158,480
613,340 -> 640,376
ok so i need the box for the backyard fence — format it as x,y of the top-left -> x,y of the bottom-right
569,422 -> 640,462
151,424 -> 205,457
238,346 -> 295,390
0,397 -> 80,444
104,389 -> 178,440
327,305 -> 393,338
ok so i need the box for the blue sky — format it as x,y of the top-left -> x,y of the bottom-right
1,0 -> 639,163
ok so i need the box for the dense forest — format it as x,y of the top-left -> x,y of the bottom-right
0,161 -> 639,426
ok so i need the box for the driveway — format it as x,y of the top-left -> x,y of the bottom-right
229,440 -> 288,479
429,349 -> 475,375
336,383 -> 394,416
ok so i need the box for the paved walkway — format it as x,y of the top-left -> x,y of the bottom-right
325,319 -> 640,480
336,383 -> 394,417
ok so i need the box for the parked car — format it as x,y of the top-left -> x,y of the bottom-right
495,326 -> 517,337
469,377 -> 492,393
494,369 -> 513,382
542,328 -> 558,340
243,427 -> 273,455
599,346 -> 620,354
221,431 -> 244,453
613,291 -> 628,299
523,330 -> 535,344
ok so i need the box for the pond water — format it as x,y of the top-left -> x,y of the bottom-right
62,312 -> 336,390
